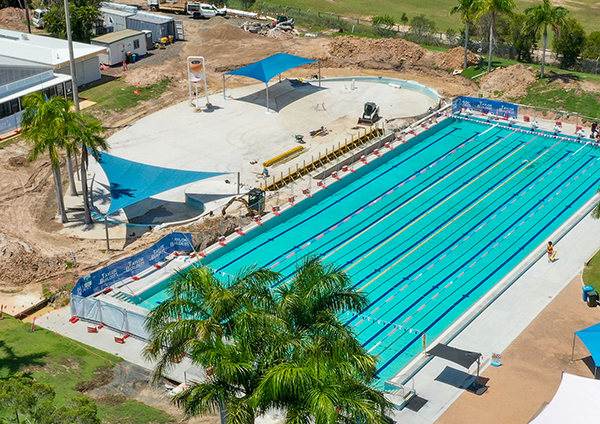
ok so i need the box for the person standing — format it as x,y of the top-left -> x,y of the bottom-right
547,241 -> 557,262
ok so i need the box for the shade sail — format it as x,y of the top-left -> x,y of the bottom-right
575,322 -> 600,366
426,344 -> 481,369
96,152 -> 227,216
530,373 -> 600,424
224,53 -> 317,83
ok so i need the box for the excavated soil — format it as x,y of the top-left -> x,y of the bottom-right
434,46 -> 480,70
478,63 -> 537,100
328,35 -> 426,68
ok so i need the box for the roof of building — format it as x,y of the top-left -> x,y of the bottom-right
0,29 -> 107,68
128,12 -> 174,24
100,7 -> 136,17
92,29 -> 144,45
0,57 -> 52,87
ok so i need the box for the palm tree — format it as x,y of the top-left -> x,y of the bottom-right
71,115 -> 108,225
524,0 -> 569,79
21,93 -> 78,223
478,0 -> 517,73
144,257 -> 391,424
450,0 -> 484,69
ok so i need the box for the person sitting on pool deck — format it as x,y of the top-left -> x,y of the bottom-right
592,122 -> 598,139
547,241 -> 557,262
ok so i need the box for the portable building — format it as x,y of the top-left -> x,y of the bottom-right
91,29 -> 147,66
100,7 -> 135,32
0,28 -> 106,86
126,12 -> 175,43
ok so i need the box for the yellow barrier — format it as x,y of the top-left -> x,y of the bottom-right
260,125 -> 384,192
262,145 -> 305,167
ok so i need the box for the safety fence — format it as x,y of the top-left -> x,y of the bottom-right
72,232 -> 195,298
260,125 -> 384,191
71,294 -> 150,339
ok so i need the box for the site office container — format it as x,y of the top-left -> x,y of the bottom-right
91,29 -> 148,66
126,12 -> 175,43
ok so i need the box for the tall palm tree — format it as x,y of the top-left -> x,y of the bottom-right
478,0 -> 517,73
145,257 -> 391,424
524,0 -> 569,79
71,115 -> 108,225
450,0 -> 484,69
21,93 -> 78,223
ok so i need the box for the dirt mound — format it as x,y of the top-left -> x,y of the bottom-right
434,47 -> 479,70
200,23 -> 257,42
0,237 -> 66,286
0,7 -> 25,25
478,63 -> 537,100
328,35 -> 425,66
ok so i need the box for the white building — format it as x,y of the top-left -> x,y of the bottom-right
91,29 -> 147,66
0,29 -> 107,86
0,56 -> 72,135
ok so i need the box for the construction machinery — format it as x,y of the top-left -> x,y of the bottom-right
358,102 -> 380,125
221,188 -> 265,216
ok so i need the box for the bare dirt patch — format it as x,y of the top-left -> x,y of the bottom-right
478,63 -> 537,100
328,35 -> 426,67
433,47 -> 480,70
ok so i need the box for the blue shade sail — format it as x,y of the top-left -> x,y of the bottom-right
224,53 -> 317,83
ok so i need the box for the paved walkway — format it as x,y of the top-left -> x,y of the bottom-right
390,195 -> 600,424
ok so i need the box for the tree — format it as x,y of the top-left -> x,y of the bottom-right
21,93 -> 78,224
408,14 -> 437,44
553,17 -> 586,69
507,13 -> 538,62
43,0 -> 101,43
450,0 -> 484,68
524,0 -> 569,78
71,114 -> 108,225
144,257 -> 391,424
478,0 -> 516,72
0,376 -> 100,424
372,14 -> 395,36
583,31 -> 600,59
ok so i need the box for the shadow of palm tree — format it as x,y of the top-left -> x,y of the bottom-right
0,340 -> 49,378
546,71 -> 580,83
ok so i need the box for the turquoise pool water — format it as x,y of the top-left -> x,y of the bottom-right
133,117 -> 600,382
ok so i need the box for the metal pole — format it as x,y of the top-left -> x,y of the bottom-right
237,171 -> 240,195
571,334 -> 576,363
318,62 -> 321,88
104,217 -> 110,251
223,75 -> 226,100
265,82 -> 270,113
64,0 -> 80,112
24,0 -> 31,34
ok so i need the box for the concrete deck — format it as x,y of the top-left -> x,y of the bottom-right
87,78 -> 437,224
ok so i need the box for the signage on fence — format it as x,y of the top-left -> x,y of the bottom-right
452,96 -> 518,119
72,232 -> 194,297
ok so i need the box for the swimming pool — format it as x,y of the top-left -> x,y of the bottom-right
132,117 -> 600,383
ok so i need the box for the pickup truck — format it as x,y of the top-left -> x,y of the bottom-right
147,0 -> 226,17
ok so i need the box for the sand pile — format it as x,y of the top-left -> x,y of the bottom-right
200,23 -> 257,41
434,47 -> 479,70
0,7 -> 26,25
478,63 -> 537,100
0,238 -> 65,286
328,35 -> 426,66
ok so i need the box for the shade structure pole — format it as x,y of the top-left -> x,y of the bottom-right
237,171 -> 240,195
223,75 -> 226,100
571,334 -> 576,363
318,62 -> 321,88
265,82 -> 270,113
104,217 -> 110,251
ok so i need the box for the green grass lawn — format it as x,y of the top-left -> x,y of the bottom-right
255,0 -> 600,32
516,79 -> 600,118
80,79 -> 171,112
0,317 -> 176,424
583,248 -> 600,294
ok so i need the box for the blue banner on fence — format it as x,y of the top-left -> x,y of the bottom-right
452,96 -> 518,119
72,232 -> 194,297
